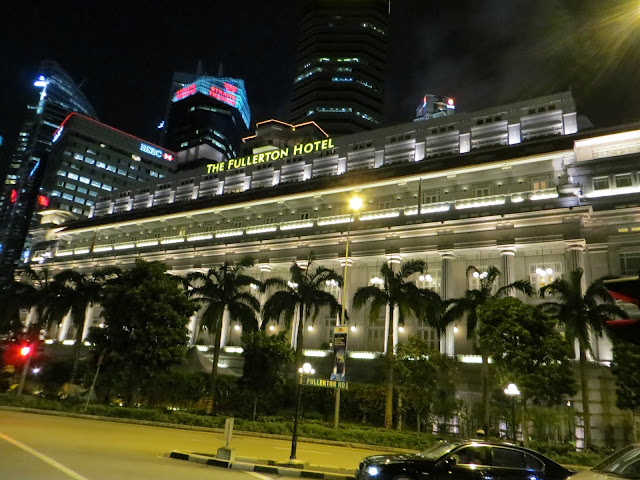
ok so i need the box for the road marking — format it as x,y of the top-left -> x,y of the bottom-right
272,446 -> 330,454
0,432 -> 89,480
246,470 -> 273,480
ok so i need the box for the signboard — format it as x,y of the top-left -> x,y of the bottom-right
301,377 -> 348,389
139,142 -> 174,161
331,326 -> 348,382
206,138 -> 335,174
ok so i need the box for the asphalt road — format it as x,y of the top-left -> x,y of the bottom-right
0,410 -> 388,479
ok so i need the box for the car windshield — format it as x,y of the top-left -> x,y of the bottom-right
593,445 -> 640,479
417,442 -> 458,460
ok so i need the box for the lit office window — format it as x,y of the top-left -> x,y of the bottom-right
68,173 -> 79,180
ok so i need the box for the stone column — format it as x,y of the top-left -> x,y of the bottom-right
499,245 -> 516,295
439,251 -> 455,355
81,304 -> 94,341
25,306 -> 37,329
58,310 -> 72,342
566,240 -> 587,292
187,313 -> 198,345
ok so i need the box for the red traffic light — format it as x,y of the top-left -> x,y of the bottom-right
20,346 -> 32,357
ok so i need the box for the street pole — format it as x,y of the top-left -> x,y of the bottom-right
511,397 -> 516,443
290,374 -> 302,460
17,355 -> 31,396
334,215 -> 352,430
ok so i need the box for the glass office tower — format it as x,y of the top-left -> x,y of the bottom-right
289,0 -> 389,136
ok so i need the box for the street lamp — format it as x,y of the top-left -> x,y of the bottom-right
504,383 -> 520,442
290,362 -> 315,460
334,195 -> 362,429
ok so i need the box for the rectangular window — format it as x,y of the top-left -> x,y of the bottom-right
75,197 -> 86,205
593,176 -> 610,190
620,252 -> 640,275
474,184 -> 491,197
67,173 -> 79,180
265,215 -> 276,224
57,170 -> 67,177
233,220 -> 243,229
299,209 -> 311,220
117,169 -> 127,176
106,165 -> 117,172
96,161 -> 107,169
62,193 -> 74,201
65,183 -> 76,191
150,171 -> 159,177
91,180 -> 101,187
422,190 -> 440,204
89,191 -> 98,197
79,176 -> 90,184
102,184 -> 112,191
378,198 -> 392,210
72,207 -> 83,214
615,173 -> 633,188
529,262 -> 563,291
77,187 -> 88,194
84,157 -> 95,165
530,176 -> 550,190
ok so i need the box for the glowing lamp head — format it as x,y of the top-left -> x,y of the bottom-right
349,195 -> 363,212
447,98 -> 454,106
20,346 -> 32,357
350,325 -> 356,332
234,324 -> 241,331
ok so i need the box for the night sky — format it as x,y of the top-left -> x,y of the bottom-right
2,0 -> 640,165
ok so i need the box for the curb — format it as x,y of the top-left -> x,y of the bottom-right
169,451 -> 356,480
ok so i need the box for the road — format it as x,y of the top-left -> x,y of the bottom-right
0,410 -> 388,480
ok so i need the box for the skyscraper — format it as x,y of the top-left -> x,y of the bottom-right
0,60 -> 97,284
289,0 -> 389,136
162,73 -> 251,168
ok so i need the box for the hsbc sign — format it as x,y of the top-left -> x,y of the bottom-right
139,142 -> 173,161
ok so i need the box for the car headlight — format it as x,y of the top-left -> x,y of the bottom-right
367,466 -> 380,476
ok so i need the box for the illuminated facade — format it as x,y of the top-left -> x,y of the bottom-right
163,74 -> 251,167
42,114 -> 177,217
0,61 -> 97,284
415,94 -> 456,121
289,0 -> 389,135
28,91 -> 640,445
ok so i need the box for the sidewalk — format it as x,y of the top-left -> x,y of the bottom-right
169,450 -> 357,480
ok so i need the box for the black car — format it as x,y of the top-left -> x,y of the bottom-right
355,441 -> 572,480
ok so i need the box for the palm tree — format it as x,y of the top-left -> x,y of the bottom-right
53,267 -> 121,384
19,267 -> 68,338
261,255 -> 342,371
447,265 -> 534,434
540,268 -> 627,449
185,257 -> 260,412
352,259 -> 427,429
0,279 -> 35,337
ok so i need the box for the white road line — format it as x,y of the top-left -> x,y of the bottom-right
272,446 -> 330,454
0,432 -> 89,480
246,470 -> 274,480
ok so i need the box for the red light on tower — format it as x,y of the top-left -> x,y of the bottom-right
37,195 -> 49,207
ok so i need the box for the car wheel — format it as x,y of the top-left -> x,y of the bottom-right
392,475 -> 414,480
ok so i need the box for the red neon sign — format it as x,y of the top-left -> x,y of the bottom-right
208,86 -> 236,106
174,83 -> 196,101
224,82 -> 238,93
37,195 -> 49,207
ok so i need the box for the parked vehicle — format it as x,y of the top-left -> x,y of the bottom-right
355,441 -> 572,480
570,444 -> 640,480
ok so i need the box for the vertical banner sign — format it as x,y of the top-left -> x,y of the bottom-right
331,326 -> 348,381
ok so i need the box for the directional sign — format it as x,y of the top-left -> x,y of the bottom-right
301,377 -> 348,390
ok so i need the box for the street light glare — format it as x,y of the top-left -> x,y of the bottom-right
349,195 -> 363,212
504,383 -> 520,396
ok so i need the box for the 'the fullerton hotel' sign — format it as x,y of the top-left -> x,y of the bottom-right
206,138 -> 335,174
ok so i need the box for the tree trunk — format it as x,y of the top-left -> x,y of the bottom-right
579,345 -> 592,449
416,409 -> 421,434
253,394 -> 258,422
295,306 -> 305,369
481,352 -> 490,434
397,391 -> 403,431
522,401 -> 529,447
210,314 -> 223,414
384,307 -> 394,429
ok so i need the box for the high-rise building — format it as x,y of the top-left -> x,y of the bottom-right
0,60 -> 97,284
289,0 -> 389,136
415,94 -> 456,121
44,113 -> 177,217
162,74 -> 251,169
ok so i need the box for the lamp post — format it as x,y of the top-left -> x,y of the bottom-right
290,362 -> 315,460
504,383 -> 520,443
334,195 -> 362,429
